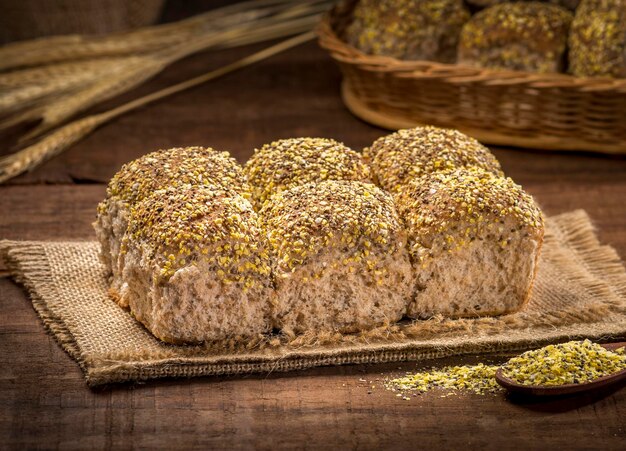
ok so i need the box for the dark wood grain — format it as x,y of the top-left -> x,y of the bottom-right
1,1 -> 626,449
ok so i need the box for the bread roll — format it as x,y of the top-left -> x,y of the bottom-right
346,0 -> 470,62
95,146 -> 250,305
569,0 -> 626,78
365,126 -> 502,193
465,0 -> 579,11
119,186 -> 272,344
260,180 -> 413,334
458,2 -> 573,73
244,137 -> 370,210
395,167 -> 544,319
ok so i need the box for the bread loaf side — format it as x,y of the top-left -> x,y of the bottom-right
260,180 -> 414,334
119,186 -> 272,344
94,146 -> 251,306
395,167 -> 544,318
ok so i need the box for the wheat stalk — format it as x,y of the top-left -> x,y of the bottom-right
0,32 -> 316,184
12,12 -> 322,141
0,0 -> 327,71
0,57 -> 138,88
0,61 -> 144,114
0,0 -> 330,138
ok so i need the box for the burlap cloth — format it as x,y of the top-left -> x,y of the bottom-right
2,210 -> 626,387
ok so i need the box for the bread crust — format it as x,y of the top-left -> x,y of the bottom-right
437,226 -> 543,319
365,126 -> 503,193
346,0 -> 470,62
458,2 -> 573,73
244,137 -> 370,210
96,133 -> 547,340
395,167 -> 545,319
568,0 -> 626,77
119,186 -> 273,343
260,180 -> 414,333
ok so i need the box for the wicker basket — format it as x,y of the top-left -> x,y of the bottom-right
0,0 -> 164,44
317,0 -> 626,154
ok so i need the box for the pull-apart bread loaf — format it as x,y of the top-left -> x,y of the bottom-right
244,137 -> 370,210
345,0 -> 470,62
395,167 -> 544,319
569,0 -> 626,78
458,2 -> 573,73
95,146 -> 251,304
260,180 -> 413,334
365,126 -> 503,193
119,186 -> 272,344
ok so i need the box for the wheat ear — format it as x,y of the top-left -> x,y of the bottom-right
0,32 -> 315,184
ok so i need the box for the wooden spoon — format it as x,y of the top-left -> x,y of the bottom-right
495,342 -> 626,396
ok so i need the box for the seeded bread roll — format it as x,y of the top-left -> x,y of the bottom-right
94,146 -> 250,305
365,126 -> 503,193
465,0 -> 579,11
458,2 -> 573,73
119,186 -> 272,344
260,180 -> 413,334
395,167 -> 544,319
569,0 -> 626,78
346,0 -> 470,62
243,137 -> 370,210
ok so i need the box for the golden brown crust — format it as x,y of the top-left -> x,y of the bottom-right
465,0 -> 579,10
394,167 -> 544,265
458,2 -> 573,73
260,180 -> 405,284
346,0 -> 470,62
244,137 -> 370,210
107,286 -> 127,309
366,126 -> 503,193
99,146 -> 251,215
125,185 -> 271,289
569,0 -> 626,77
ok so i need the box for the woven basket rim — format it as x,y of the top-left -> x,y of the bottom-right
316,2 -> 626,93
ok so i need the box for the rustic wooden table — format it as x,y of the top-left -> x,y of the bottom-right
1,5 -> 626,449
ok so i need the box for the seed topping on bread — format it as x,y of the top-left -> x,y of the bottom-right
568,0 -> 626,77
365,126 -> 503,192
100,147 -> 250,213
260,181 -> 403,283
244,138 -> 370,209
395,167 -> 543,263
346,0 -> 470,61
459,3 -> 572,72
124,186 -> 270,289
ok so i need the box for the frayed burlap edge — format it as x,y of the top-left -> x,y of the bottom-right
2,209 -> 626,387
